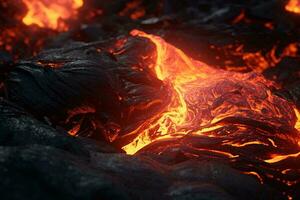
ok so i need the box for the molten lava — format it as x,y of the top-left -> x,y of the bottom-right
286,0 -> 300,14
295,108 -> 300,132
22,0 -> 84,31
122,30 -> 300,155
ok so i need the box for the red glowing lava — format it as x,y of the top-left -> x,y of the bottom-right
122,30 -> 300,155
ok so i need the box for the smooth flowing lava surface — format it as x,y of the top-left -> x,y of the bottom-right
286,0 -> 300,14
22,0 -> 83,31
122,30 -> 300,155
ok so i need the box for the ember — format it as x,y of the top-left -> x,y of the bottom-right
119,0 -> 146,20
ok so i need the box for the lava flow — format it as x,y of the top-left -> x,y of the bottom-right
286,0 -> 300,14
122,30 -> 300,155
22,0 -> 84,31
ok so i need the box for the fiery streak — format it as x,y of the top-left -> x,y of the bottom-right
243,171 -> 264,184
196,148 -> 239,159
282,169 -> 292,174
22,0 -> 83,31
268,138 -> 278,147
223,141 -> 269,147
285,0 -> 300,14
264,152 -> 300,163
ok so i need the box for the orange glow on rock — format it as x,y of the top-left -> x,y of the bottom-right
224,43 -> 299,73
119,0 -> 146,20
286,0 -> 300,14
22,0 -> 83,31
264,22 -> 274,30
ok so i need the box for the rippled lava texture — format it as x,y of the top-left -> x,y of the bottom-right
0,0 -> 300,200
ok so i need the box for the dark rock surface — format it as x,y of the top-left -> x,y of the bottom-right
0,97 -> 287,200
4,42 -> 169,143
0,97 -> 285,200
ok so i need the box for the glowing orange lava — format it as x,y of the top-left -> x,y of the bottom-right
22,0 -> 84,31
294,108 -> 300,132
123,30 -> 210,154
223,43 -> 299,73
285,0 -> 300,14
265,151 -> 300,163
122,30 -> 300,155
